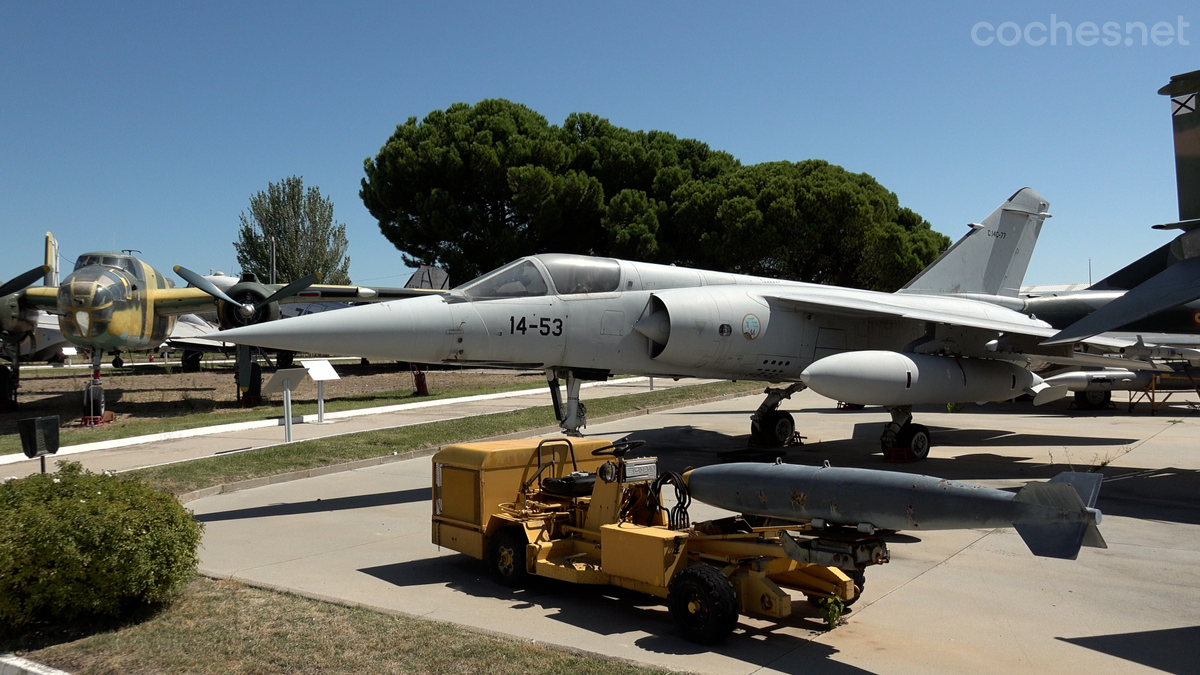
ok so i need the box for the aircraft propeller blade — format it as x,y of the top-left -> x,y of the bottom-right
0,265 -> 51,297
255,272 -> 322,310
173,265 -> 248,310
1042,256 -> 1200,346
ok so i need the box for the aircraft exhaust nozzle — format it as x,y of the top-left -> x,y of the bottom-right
687,463 -> 1105,559
800,351 -> 1036,406
213,295 -> 454,363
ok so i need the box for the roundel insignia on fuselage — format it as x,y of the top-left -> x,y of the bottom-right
742,313 -> 761,340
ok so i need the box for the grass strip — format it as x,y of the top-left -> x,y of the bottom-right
132,380 -> 762,495
0,381 -> 547,457
13,576 -> 675,675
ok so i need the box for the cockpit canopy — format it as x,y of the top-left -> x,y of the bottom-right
456,255 -> 622,299
74,253 -> 143,280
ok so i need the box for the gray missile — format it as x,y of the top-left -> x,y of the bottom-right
684,463 -> 1106,559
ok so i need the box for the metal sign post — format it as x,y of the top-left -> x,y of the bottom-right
262,367 -> 308,443
18,415 -> 60,474
301,359 -> 340,424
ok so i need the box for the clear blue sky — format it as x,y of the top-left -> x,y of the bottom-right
2,1 -> 1196,289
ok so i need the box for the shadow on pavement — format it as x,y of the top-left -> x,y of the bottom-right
360,557 -> 878,673
1057,625 -> 1200,675
194,487 -> 428,522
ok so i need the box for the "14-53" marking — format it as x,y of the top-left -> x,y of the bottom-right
509,316 -> 563,336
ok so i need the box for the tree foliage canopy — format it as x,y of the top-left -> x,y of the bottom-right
361,99 -> 949,291
235,176 -> 351,285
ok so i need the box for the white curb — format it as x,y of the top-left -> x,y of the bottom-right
0,654 -> 71,675
0,377 -> 651,466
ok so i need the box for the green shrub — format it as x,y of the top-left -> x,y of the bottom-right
0,462 -> 203,630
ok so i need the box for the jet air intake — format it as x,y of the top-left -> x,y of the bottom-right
634,289 -> 772,368
800,351 -> 1063,406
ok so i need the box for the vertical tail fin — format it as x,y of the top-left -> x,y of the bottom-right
43,232 -> 59,287
1159,69 -> 1200,223
898,188 -> 1050,298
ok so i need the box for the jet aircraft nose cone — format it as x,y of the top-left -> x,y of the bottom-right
214,295 -> 453,363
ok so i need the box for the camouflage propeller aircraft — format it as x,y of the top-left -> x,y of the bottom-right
0,234 -> 439,417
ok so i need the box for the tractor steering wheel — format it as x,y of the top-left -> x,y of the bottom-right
591,439 -> 646,457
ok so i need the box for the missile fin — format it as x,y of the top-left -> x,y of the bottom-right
1049,471 -> 1103,509
1014,481 -> 1087,511
1013,522 -> 1087,559
1081,523 -> 1108,550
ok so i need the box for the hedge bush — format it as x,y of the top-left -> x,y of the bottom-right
0,462 -> 203,630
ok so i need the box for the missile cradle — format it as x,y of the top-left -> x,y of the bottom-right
684,462 -> 1106,559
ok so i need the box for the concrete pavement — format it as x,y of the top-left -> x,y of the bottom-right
189,389 -> 1200,675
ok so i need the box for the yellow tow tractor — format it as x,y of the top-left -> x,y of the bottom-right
431,437 -> 890,643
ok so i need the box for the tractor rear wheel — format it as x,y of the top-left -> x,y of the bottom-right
668,565 -> 738,644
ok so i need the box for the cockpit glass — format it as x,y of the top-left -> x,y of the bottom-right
539,255 -> 621,295
457,260 -> 549,299
73,254 -> 142,280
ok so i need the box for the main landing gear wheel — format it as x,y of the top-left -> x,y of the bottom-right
489,527 -> 529,588
83,382 -> 105,418
751,411 -> 795,447
1074,390 -> 1111,410
668,565 -> 738,644
883,423 -> 930,460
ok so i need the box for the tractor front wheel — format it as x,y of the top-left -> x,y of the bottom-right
668,565 -> 738,644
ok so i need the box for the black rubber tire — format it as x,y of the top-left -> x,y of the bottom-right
277,350 -> 295,369
765,411 -> 795,447
181,350 -> 202,373
845,569 -> 865,607
111,354 -> 124,368
1074,390 -> 1111,410
0,366 -> 15,412
895,423 -> 931,460
668,565 -> 738,644
488,527 -> 529,588
83,383 -> 105,417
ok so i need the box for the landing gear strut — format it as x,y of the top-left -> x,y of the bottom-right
82,349 -> 106,425
0,361 -> 17,413
546,368 -> 587,436
750,383 -> 805,446
880,405 -> 930,460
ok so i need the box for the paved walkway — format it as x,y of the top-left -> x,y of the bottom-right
190,389 -> 1200,675
2,376 -> 712,478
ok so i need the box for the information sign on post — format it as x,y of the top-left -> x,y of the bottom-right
300,360 -> 340,423
262,367 -> 308,442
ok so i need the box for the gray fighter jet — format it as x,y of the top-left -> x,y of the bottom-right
213,189 -> 1150,459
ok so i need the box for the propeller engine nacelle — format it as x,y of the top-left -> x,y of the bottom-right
0,293 -> 38,343
216,282 -> 281,330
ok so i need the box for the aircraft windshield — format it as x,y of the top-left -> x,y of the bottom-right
539,255 -> 621,295
74,254 -> 142,280
457,260 -> 549,299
